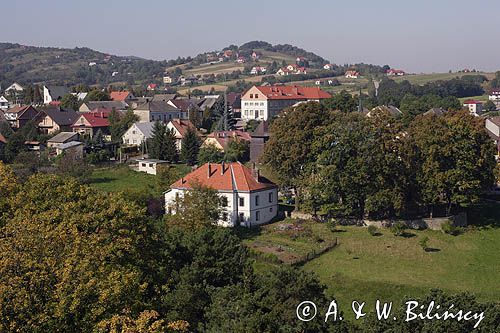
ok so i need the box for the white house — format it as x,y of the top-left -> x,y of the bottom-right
165,162 -> 278,227
166,119 -> 198,151
5,82 -> 24,94
489,88 -> 500,102
250,66 -> 266,75
345,70 -> 360,79
0,96 -> 10,111
240,85 -> 331,121
122,122 -> 155,146
323,64 -> 334,70
43,85 -> 70,104
463,99 -> 483,116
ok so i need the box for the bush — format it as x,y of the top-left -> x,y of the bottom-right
367,225 -> 378,236
419,236 -> 429,251
390,222 -> 407,236
442,221 -> 462,236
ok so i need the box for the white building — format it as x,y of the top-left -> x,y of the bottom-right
0,96 -> 10,111
489,88 -> 500,102
463,99 -> 483,116
5,82 -> 24,94
240,85 -> 331,121
165,162 -> 278,227
122,122 -> 155,146
137,159 -> 168,175
43,85 -> 69,104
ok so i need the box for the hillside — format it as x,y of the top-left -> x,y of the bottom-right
0,41 -> 331,90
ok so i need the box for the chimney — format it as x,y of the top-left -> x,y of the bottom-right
181,177 -> 185,184
221,162 -> 225,175
207,163 -> 211,178
252,167 -> 260,182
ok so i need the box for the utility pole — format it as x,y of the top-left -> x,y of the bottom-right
223,91 -> 228,131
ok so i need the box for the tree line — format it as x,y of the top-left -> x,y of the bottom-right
263,102 -> 496,219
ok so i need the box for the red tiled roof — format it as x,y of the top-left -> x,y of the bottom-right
110,91 -> 131,101
254,85 -> 331,100
72,108 -> 112,128
207,130 -> 251,150
463,99 -> 483,105
169,119 -> 197,137
170,162 -> 276,192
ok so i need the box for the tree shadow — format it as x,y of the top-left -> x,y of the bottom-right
401,232 -> 416,238
425,248 -> 441,253
89,177 -> 115,184
372,232 -> 383,237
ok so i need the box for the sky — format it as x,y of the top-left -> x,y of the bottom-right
1,0 -> 499,73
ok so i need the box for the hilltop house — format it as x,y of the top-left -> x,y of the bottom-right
110,91 -> 136,102
37,106 -> 78,134
345,70 -> 360,79
71,108 -> 112,138
489,88 -> 500,102
241,85 -> 331,121
463,99 -> 483,116
3,105 -> 40,128
323,64 -> 334,70
276,64 -> 307,76
167,119 -> 198,151
165,162 -> 278,227
387,69 -> 406,76
122,122 -> 155,146
43,86 -> 70,105
250,66 -> 267,75
134,101 -> 181,123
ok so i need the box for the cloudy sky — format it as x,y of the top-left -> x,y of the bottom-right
1,0 -> 499,73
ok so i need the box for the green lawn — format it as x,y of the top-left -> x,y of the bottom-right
244,201 -> 500,320
88,164 -> 191,197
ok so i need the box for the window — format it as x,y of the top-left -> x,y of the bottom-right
259,110 -> 264,116
239,213 -> 245,221
142,163 -> 146,167
244,102 -> 248,106
149,163 -> 153,167
255,195 -> 260,206
239,197 -> 244,207
220,196 -> 228,207
250,94 -> 253,98
260,102 -> 264,106
255,94 -> 259,98
270,207 -> 273,213
269,192 -> 273,203
132,130 -> 136,134
256,211 -> 260,221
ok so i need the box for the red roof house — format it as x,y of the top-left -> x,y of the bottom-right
110,91 -> 135,102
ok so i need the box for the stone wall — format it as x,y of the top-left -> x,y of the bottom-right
363,212 -> 467,231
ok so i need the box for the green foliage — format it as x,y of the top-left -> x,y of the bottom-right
164,185 -> 223,231
85,89 -> 111,101
224,138 -> 249,162
149,122 -> 178,162
441,221 -> 463,236
399,93 -> 461,124
390,222 -> 408,236
321,90 -> 358,112
109,109 -> 139,142
367,224 -> 378,236
180,127 -> 200,166
197,145 -> 224,164
419,236 -> 429,251
60,93 -> 81,110
484,100 -> 497,112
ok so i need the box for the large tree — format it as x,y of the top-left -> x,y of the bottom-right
60,93 -> 81,110
180,127 -> 200,166
149,122 -> 178,162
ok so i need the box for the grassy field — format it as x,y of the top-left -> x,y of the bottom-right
244,200 -> 500,320
88,164 -> 191,196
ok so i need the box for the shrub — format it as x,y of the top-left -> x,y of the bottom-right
390,222 -> 407,237
442,221 -> 462,236
419,236 -> 429,251
367,225 -> 378,236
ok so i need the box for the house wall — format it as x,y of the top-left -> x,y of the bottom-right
138,161 -> 163,175
202,138 -> 224,151
38,115 -> 60,134
164,187 -> 278,227
122,124 -> 146,146
241,86 -> 269,120
56,145 -> 84,159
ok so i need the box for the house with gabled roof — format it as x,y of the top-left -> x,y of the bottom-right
164,162 -> 278,227
79,100 -> 128,113
202,130 -> 251,152
5,82 -> 24,94
3,105 -> 40,128
134,101 -> 181,123
37,106 -> 78,134
122,122 -> 155,146
71,108 -> 113,138
43,85 -> 70,105
110,91 -> 136,102
47,132 -> 80,148
166,119 -> 199,151
241,85 -> 331,120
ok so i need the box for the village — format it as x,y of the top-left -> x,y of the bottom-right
0,35 -> 500,331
